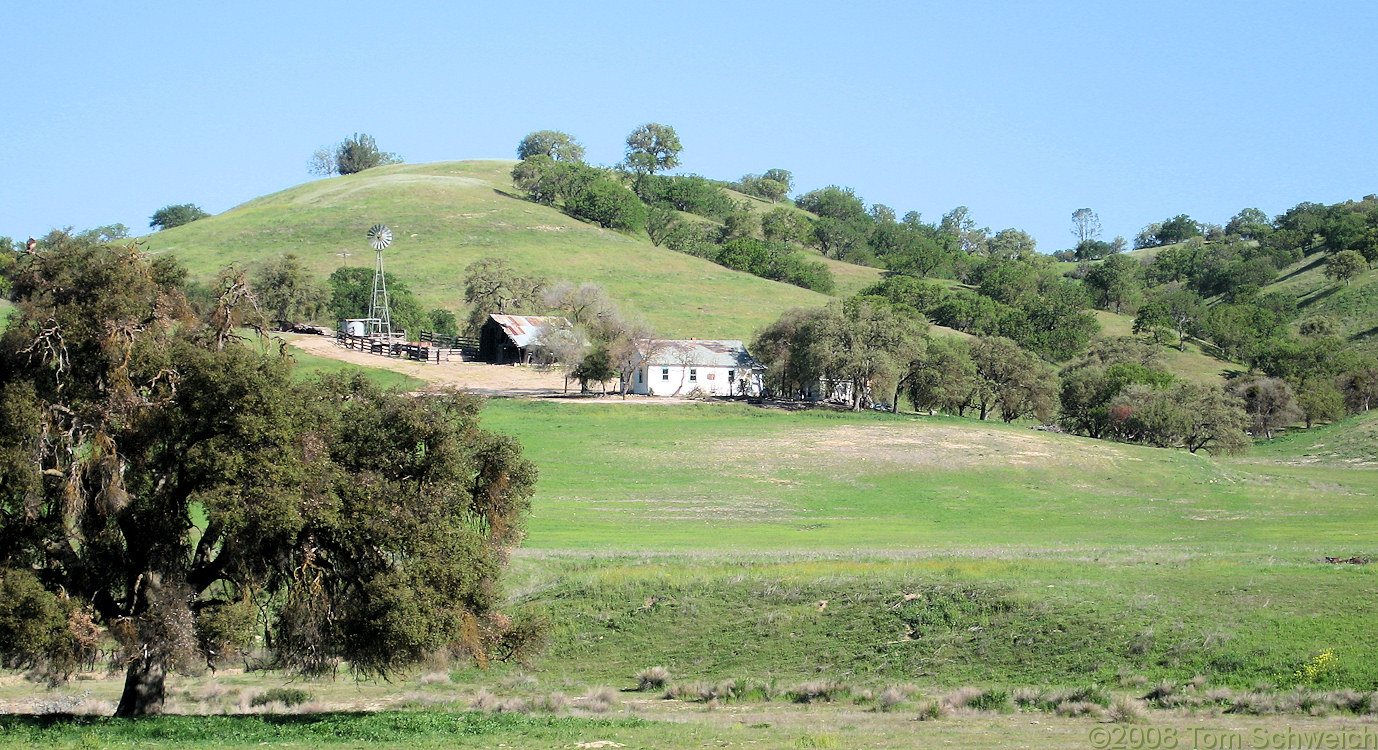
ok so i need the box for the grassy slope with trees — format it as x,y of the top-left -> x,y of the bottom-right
139,161 -> 860,342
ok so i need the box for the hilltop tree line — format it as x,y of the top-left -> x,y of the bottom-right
508,125 -> 834,294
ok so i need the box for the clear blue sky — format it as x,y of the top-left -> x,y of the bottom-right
4,1 -> 1375,253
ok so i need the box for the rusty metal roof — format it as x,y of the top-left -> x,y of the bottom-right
488,314 -> 571,348
645,340 -> 764,369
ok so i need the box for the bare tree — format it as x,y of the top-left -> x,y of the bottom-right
1071,208 -> 1102,245
530,319 -> 587,393
605,320 -> 665,398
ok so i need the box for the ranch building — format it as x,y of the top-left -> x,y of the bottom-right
629,339 -> 765,397
479,314 -> 573,364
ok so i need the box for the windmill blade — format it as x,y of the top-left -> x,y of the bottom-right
367,223 -> 393,251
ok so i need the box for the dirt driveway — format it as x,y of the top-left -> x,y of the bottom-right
287,335 -> 691,403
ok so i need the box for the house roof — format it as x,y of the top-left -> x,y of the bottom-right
487,314 -> 571,348
645,340 -> 764,369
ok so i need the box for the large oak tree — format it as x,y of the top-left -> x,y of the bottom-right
0,239 -> 536,716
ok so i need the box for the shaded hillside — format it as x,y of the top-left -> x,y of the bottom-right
1090,309 -> 1236,383
1268,249 -> 1378,339
140,161 -> 880,341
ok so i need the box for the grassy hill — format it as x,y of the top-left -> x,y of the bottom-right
140,161 -> 881,341
1091,309 -> 1237,382
1269,249 -> 1378,339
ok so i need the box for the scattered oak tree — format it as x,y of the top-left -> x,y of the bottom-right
309,133 -> 402,176
516,130 -> 586,163
1325,249 -> 1366,286
148,204 -> 209,231
623,122 -> 682,177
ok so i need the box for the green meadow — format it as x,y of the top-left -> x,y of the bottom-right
11,399 -> 1377,749
475,400 -> 1378,691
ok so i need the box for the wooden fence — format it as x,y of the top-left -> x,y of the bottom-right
334,330 -> 479,363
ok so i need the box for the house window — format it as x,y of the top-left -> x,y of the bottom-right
636,369 -> 643,384
661,367 -> 669,381
689,368 -> 697,382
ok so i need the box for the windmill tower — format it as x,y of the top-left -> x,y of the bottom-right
366,224 -> 394,339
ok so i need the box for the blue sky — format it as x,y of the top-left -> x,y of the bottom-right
3,1 -> 1375,253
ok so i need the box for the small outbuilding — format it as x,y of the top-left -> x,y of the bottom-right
479,314 -> 571,364
629,340 -> 765,397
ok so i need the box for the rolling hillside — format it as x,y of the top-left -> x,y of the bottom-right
139,161 -> 879,341
1269,248 -> 1378,339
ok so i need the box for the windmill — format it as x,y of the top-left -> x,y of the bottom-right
366,224 -> 394,339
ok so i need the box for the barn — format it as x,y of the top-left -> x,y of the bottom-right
478,314 -> 571,364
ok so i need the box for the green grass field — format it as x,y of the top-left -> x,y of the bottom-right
138,161 -> 884,341
470,400 -> 1378,692
7,397 -> 1378,747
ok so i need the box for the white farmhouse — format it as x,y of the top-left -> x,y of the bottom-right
629,340 -> 765,397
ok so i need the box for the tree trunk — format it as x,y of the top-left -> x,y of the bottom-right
115,652 -> 167,717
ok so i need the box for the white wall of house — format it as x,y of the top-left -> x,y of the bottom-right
631,364 -> 762,396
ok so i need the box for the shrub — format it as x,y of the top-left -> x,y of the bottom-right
944,687 -> 1011,713
565,179 -> 645,231
967,689 -> 1012,713
1143,680 -> 1175,706
249,688 -> 312,707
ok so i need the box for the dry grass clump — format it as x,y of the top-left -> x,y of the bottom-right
198,681 -> 228,701
663,680 -> 737,703
1201,687 -> 1235,706
1012,685 -> 1110,714
575,686 -> 617,713
1326,689 -> 1368,713
876,686 -> 907,712
1056,700 -> 1105,718
913,699 -> 947,721
663,681 -> 702,701
788,679 -> 848,704
470,689 -> 499,712
499,673 -> 539,690
1011,686 -> 1043,708
1118,673 -> 1149,688
636,666 -> 671,691
532,692 -> 570,713
1142,680 -> 1175,706
416,671 -> 451,686
1107,697 -> 1148,723
468,689 -> 533,714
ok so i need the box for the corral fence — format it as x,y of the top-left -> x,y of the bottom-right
335,330 -> 479,363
